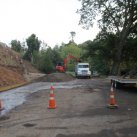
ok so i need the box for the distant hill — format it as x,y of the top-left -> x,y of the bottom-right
0,42 -> 39,88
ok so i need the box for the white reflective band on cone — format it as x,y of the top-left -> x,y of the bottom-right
50,97 -> 54,100
110,95 -> 114,98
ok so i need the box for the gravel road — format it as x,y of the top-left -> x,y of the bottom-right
0,73 -> 137,137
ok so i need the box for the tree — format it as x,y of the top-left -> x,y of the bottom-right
59,42 -> 81,71
78,0 -> 137,75
122,36 -> 137,71
11,40 -> 22,53
39,48 -> 54,73
23,34 -> 41,61
52,45 -> 62,66
70,31 -> 76,42
80,32 -> 117,74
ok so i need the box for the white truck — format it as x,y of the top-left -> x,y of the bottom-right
75,63 -> 91,78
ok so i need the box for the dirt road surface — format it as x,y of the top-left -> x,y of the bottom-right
0,73 -> 137,137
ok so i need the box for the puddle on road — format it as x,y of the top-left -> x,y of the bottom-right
0,80 -> 82,115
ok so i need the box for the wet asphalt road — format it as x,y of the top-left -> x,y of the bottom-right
54,79 -> 137,137
0,80 -> 83,115
0,77 -> 106,115
0,78 -> 137,137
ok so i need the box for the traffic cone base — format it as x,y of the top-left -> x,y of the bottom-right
107,104 -> 118,109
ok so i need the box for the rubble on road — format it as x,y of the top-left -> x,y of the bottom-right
33,73 -> 75,82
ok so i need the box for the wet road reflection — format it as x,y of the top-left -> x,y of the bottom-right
0,80 -> 83,115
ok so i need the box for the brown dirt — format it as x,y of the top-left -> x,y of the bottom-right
0,43 -> 40,88
33,73 -> 74,82
0,65 -> 26,87
23,60 -> 40,73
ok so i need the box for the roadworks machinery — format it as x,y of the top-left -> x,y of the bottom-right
56,54 -> 80,72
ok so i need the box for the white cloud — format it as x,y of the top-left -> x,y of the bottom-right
0,0 -> 100,47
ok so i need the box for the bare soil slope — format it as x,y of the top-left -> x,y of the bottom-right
0,42 -> 39,88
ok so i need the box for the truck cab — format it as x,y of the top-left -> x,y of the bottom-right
75,63 -> 91,78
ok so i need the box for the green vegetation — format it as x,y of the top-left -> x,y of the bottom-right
11,40 -> 22,53
80,32 -> 137,75
59,42 -> 82,71
10,34 -> 82,73
9,0 -> 137,75
78,0 -> 137,75
23,34 -> 41,62
10,30 -> 137,75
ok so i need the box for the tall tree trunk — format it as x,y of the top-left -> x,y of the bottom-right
111,27 -> 129,75
111,41 -> 124,75
111,59 -> 121,75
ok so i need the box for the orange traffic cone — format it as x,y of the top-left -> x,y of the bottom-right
0,100 -> 3,111
107,85 -> 118,109
48,85 -> 56,109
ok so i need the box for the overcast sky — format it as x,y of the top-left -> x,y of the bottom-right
0,0 -> 100,48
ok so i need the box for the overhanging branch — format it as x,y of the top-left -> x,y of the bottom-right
102,2 -> 120,33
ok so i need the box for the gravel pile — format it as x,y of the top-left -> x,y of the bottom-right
33,73 -> 74,82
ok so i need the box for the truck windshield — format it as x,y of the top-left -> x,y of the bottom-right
78,65 -> 89,68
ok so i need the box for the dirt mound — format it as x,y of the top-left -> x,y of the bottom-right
33,73 -> 74,82
0,66 -> 26,87
0,43 -> 23,67
0,42 -> 39,88
23,60 -> 40,73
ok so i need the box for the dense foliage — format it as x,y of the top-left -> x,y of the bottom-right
78,0 -> 137,75
10,30 -> 137,75
80,32 -> 137,75
23,34 -> 41,61
59,42 -> 82,71
11,40 -> 22,53
10,35 -> 82,73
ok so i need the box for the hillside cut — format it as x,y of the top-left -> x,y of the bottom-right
0,42 -> 38,88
